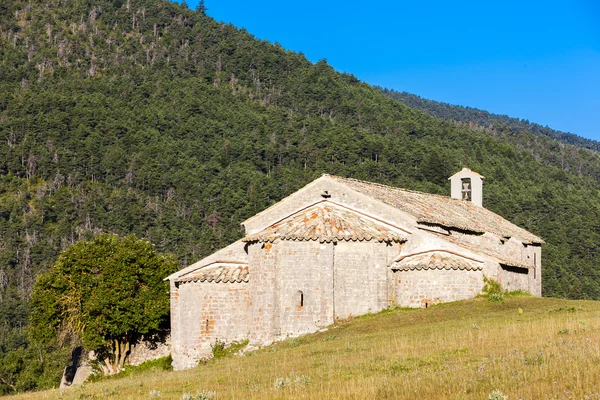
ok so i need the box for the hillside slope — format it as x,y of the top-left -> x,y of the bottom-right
380,88 -> 600,152
2,0 -> 600,393
13,296 -> 600,400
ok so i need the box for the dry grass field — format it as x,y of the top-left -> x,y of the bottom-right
9,296 -> 600,400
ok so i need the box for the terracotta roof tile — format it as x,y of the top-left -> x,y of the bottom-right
426,230 -> 536,270
175,264 -> 249,284
244,204 -> 407,243
330,176 -> 543,244
391,252 -> 482,271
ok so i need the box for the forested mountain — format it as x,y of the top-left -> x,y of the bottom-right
1,0 -> 600,393
380,88 -> 600,152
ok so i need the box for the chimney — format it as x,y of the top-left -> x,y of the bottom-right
449,168 -> 484,207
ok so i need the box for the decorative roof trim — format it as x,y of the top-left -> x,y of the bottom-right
243,202 -> 409,244
176,260 -> 248,279
393,263 -> 483,272
393,249 -> 485,264
245,235 -> 405,244
391,251 -> 483,272
175,265 -> 249,284
246,199 -> 413,237
422,231 -> 536,270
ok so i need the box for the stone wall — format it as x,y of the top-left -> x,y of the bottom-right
248,242 -> 279,344
497,264 -> 531,294
248,239 -> 401,342
333,241 -> 396,318
128,333 -> 171,366
394,269 -> 484,308
276,240 -> 334,337
529,245 -> 542,296
171,281 -> 250,370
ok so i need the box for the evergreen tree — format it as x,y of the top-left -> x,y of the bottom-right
196,0 -> 207,14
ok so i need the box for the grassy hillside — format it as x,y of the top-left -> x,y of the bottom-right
11,296 -> 600,400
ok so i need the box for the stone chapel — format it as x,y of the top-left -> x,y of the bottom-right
166,169 -> 543,370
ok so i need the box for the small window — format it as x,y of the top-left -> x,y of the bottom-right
297,290 -> 304,309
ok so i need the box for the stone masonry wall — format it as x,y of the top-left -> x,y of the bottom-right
169,281 -> 181,367
171,281 -> 250,370
529,245 -> 542,296
247,239 -> 400,342
333,241 -> 394,318
394,269 -> 484,308
276,240 -> 334,337
497,265 -> 529,293
248,242 -> 279,344
128,334 -> 171,366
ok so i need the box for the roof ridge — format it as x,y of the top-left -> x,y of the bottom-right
329,174 -> 543,243
329,174 -> 461,202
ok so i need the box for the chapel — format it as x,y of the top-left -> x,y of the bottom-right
166,169 -> 543,370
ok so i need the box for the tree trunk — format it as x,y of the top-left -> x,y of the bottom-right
100,338 -> 131,375
118,341 -> 130,370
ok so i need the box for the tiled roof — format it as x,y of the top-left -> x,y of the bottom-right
391,252 -> 482,271
243,204 -> 407,243
425,230 -> 535,270
175,264 -> 249,284
330,176 -> 543,244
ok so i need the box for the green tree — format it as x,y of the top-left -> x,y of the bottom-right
29,234 -> 177,375
196,0 -> 207,14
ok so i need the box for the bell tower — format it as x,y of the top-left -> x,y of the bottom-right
449,168 -> 484,207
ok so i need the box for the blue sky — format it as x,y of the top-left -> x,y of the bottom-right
184,0 -> 599,140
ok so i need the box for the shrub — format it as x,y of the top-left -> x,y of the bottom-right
273,374 -> 310,389
211,339 -> 249,359
488,292 -> 505,302
488,389 -> 508,400
482,277 -> 503,296
273,377 -> 290,390
481,277 -> 506,302
181,391 -> 215,400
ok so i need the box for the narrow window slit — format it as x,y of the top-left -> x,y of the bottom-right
297,290 -> 304,309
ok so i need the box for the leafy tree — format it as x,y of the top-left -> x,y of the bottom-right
29,234 -> 177,374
